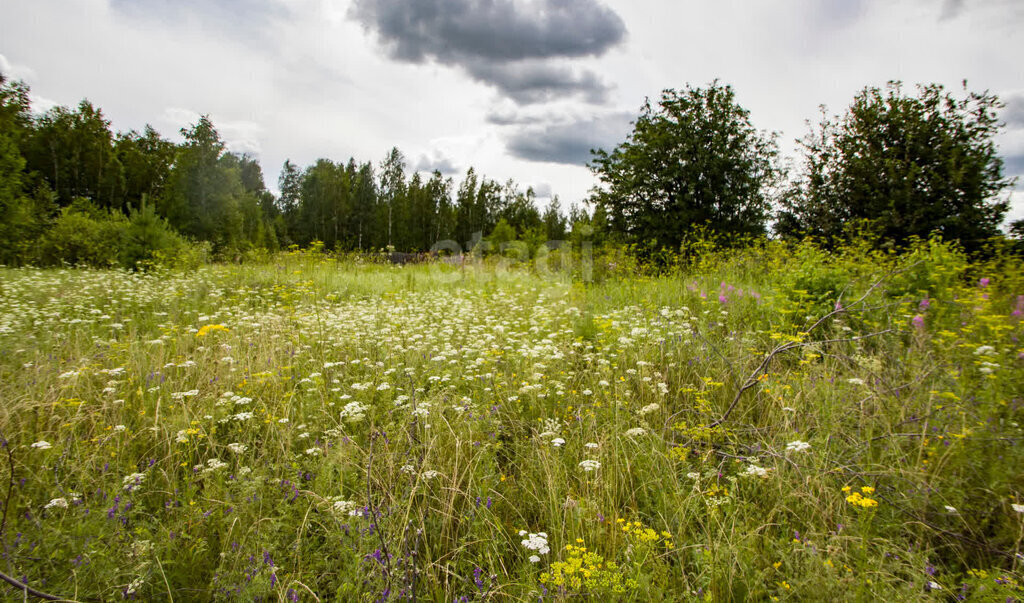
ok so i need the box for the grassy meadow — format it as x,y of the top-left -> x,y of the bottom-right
1,240 -> 1023,601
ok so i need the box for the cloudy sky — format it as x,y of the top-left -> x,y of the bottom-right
2,0 -> 1023,223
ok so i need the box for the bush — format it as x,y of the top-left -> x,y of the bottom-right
120,202 -> 191,269
37,199 -> 126,267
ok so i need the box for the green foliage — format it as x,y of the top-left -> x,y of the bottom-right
37,198 -> 127,267
589,81 -> 781,250
1,241 -> 1023,600
778,81 -> 1012,251
487,217 -> 516,249
158,116 -> 245,246
120,199 -> 190,268
22,100 -> 122,209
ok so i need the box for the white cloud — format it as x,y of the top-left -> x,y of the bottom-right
0,0 -> 1021,221
0,53 -> 37,82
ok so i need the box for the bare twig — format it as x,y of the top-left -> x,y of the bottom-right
708,329 -> 893,429
0,569 -> 72,601
705,260 -> 921,430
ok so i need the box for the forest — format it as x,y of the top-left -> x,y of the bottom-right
1,75 -> 1021,270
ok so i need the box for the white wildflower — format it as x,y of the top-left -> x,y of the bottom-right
578,459 -> 601,472
332,500 -> 359,515
785,440 -> 811,453
624,427 -> 647,437
519,531 -> 550,555
638,403 -> 660,415
30,440 -> 52,450
227,443 -> 247,454
340,401 -> 368,423
122,472 -> 146,490
204,458 -> 228,472
742,465 -> 770,478
550,438 -> 566,447
44,498 -> 69,510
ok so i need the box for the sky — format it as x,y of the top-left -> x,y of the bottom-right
2,0 -> 1023,224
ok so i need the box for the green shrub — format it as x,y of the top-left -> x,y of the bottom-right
37,198 -> 126,267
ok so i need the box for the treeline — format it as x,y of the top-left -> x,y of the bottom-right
276,149 -> 576,253
0,74 -> 580,267
2,73 -> 1021,269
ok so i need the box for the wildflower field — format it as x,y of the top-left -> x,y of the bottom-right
1,240 -> 1023,601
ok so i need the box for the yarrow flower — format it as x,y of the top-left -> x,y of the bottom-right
340,401 -> 367,423
332,499 -> 361,516
30,440 -> 52,450
578,459 -> 601,472
1011,503 -> 1024,514
785,440 -> 810,453
624,427 -> 647,437
122,472 -> 146,490
742,465 -> 770,478
227,443 -> 247,454
44,498 -> 69,510
638,403 -> 660,416
519,531 -> 550,555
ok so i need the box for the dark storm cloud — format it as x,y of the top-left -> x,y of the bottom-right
350,0 -> 625,62
350,0 -> 625,104
1004,154 -> 1024,189
1002,93 -> 1024,128
504,112 -> 633,165
485,110 -> 547,126
465,61 -> 611,105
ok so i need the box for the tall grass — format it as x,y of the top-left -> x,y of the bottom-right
0,240 -> 1021,601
